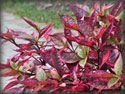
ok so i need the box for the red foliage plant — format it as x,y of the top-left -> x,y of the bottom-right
0,0 -> 124,93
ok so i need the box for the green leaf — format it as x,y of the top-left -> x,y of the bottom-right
78,45 -> 86,58
79,57 -> 87,68
78,45 -> 89,58
114,53 -> 123,76
36,68 -> 46,81
108,77 -> 119,88
10,61 -> 17,70
97,16 -> 101,21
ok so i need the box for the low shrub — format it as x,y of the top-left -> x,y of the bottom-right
0,0 -> 124,93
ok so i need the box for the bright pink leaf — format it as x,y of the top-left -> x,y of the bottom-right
22,17 -> 39,30
39,20 -> 53,38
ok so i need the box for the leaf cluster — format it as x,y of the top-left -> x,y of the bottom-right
0,0 -> 124,93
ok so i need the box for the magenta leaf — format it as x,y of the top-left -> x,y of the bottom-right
60,51 -> 81,63
39,20 -> 53,38
102,23 -> 113,44
43,27 -> 53,40
3,80 -> 18,91
114,19 -> 123,42
22,17 -> 39,30
69,4 -> 86,20
110,1 -> 122,16
89,9 -> 97,30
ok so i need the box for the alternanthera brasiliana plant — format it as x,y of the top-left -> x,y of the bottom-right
0,0 -> 124,93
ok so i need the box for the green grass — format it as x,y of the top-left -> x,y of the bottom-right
2,0 -> 124,29
1,1 -> 75,28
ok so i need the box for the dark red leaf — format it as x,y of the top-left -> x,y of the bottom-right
114,19 -> 123,42
64,27 -> 73,48
67,36 -> 96,47
58,14 -> 79,30
100,50 -> 110,69
0,64 -> 10,69
66,62 -> 78,73
102,23 -> 113,44
110,1 -> 122,16
60,51 -> 81,63
69,4 -> 86,20
99,45 -> 120,70
51,47 -> 63,77
87,79 -> 121,90
0,33 -> 13,39
42,49 -> 53,67
88,50 -> 98,61
96,27 -> 105,39
89,9 -> 97,30
3,81 -> 18,91
86,70 -> 115,78
84,16 -> 90,22
22,17 -> 39,30
77,19 -> 93,37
